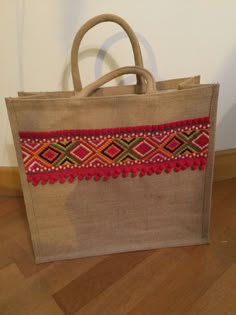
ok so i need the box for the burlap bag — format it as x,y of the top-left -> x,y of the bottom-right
5,15 -> 219,263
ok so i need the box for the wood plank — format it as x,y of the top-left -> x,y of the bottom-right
0,264 -> 24,300
53,251 -> 152,315
1,148 -> 236,196
0,274 -> 64,315
126,244 -> 236,315
186,263 -> 236,315
78,248 -> 188,315
0,196 -> 50,277
39,255 -> 107,294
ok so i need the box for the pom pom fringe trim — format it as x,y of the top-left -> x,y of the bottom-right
27,157 -> 207,186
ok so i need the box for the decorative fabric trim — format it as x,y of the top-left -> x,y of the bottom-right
19,117 -> 210,185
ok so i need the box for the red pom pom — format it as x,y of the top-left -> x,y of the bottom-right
186,160 -> 193,167
94,175 -> 101,181
140,170 -> 146,177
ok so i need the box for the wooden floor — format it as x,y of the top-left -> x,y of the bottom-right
0,179 -> 236,315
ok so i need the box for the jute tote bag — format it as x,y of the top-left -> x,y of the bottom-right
6,65 -> 219,263
18,14 -> 201,99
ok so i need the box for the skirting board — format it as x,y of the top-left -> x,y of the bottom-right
0,149 -> 236,196
0,167 -> 22,196
214,149 -> 236,182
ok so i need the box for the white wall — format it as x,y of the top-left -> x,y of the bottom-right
1,0 -> 236,166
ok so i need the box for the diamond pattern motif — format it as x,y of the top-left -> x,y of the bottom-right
132,140 -> 155,158
164,136 -> 184,153
102,143 -> 124,160
70,143 -> 93,161
39,146 -> 62,163
191,132 -> 209,150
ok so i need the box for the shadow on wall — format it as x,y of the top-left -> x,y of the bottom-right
62,48 -> 125,90
94,32 -> 159,83
216,47 -> 236,151
62,31 -> 159,90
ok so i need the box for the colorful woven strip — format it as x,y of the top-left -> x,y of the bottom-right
19,117 -> 210,185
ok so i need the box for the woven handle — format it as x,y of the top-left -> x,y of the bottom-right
76,66 -> 156,97
71,14 -> 145,91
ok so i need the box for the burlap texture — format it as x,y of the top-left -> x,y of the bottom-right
6,75 -> 218,263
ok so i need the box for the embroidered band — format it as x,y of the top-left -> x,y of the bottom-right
19,117 -> 210,185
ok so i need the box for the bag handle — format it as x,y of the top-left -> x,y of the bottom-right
71,14 -> 145,92
76,66 -> 156,97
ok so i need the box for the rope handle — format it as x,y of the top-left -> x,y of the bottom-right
76,66 -> 156,97
71,14 -> 145,91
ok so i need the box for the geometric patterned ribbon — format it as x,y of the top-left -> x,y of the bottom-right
19,117 -> 210,185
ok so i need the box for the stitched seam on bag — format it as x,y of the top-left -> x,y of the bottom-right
201,86 -> 218,237
11,100 -> 42,257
